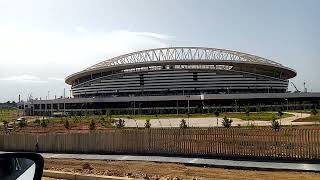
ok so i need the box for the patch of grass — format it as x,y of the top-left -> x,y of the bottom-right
0,108 -> 20,122
220,112 -> 293,121
294,113 -> 320,122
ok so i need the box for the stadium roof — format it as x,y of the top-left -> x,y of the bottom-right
66,47 -> 296,85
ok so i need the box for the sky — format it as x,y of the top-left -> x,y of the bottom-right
0,0 -> 319,102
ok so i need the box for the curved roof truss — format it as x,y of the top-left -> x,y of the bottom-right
87,47 -> 283,70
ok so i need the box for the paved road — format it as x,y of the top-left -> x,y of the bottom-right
41,153 -> 320,172
122,112 -> 312,128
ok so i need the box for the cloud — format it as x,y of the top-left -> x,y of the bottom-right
48,77 -> 65,81
75,25 -> 88,33
0,26 -> 175,67
0,74 -> 47,83
0,25 -> 175,101
116,31 -> 174,40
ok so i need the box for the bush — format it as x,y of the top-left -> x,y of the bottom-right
33,119 -> 40,124
180,119 -> 188,129
40,119 -> 48,127
245,105 -> 250,116
89,119 -> 96,130
100,117 -> 106,126
222,116 -> 233,128
311,108 -> 318,116
271,117 -> 280,131
64,119 -> 70,129
145,119 -> 151,128
116,118 -> 125,128
278,110 -> 284,117
3,120 -> 8,125
214,111 -> 220,117
18,120 -> 27,128
82,162 -> 93,170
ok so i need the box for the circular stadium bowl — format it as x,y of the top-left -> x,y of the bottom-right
65,47 -> 296,98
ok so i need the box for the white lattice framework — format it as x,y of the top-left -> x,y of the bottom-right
86,47 -> 283,70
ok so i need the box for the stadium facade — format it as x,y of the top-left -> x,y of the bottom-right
22,47 -> 320,116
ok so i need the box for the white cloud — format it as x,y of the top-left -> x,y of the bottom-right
0,74 -> 47,83
75,25 -> 88,33
0,26 -> 174,67
48,77 -> 65,81
0,26 -> 175,101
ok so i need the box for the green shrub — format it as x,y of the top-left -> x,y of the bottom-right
311,108 -> 318,116
271,117 -> 280,131
40,119 -> 48,127
222,116 -> 233,128
245,105 -> 250,116
145,119 -> 151,128
64,119 -> 70,129
33,119 -> 40,124
180,119 -> 188,129
18,120 -> 27,128
278,110 -> 284,117
100,117 -> 106,126
116,118 -> 125,128
89,119 -> 96,130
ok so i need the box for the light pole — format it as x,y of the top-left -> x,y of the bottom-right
186,95 -> 190,114
284,98 -> 289,111
186,95 -> 190,127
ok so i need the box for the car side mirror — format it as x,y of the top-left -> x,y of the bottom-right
0,153 -> 44,180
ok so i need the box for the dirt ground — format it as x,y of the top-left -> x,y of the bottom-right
44,158 -> 320,180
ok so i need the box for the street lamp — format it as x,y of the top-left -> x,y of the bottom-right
284,98 -> 289,111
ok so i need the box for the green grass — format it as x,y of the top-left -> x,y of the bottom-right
287,109 -> 319,113
294,112 -> 320,122
0,108 -> 20,122
221,112 -> 293,121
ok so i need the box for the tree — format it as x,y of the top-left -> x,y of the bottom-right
106,109 -> 112,121
271,117 -> 280,131
245,105 -> 250,125
278,110 -> 284,117
64,119 -> 70,129
311,108 -> 318,116
214,111 -> 220,127
180,119 -> 188,129
245,105 -> 250,116
40,119 -> 48,127
222,116 -> 233,128
18,120 -> 27,128
89,119 -> 96,130
145,119 -> 151,128
100,117 -> 106,127
278,110 -> 284,125
116,118 -> 125,128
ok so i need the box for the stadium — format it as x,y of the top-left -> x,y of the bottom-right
25,47 -> 320,116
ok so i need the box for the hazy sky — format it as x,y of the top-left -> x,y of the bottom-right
0,0 -> 319,102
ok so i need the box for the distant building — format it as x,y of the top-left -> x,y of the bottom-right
23,47 -> 320,116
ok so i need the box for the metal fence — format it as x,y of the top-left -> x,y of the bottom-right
1,128 -> 320,161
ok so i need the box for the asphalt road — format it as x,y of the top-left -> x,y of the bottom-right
41,153 -> 320,172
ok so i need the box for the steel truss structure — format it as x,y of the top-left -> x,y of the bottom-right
87,47 -> 283,70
